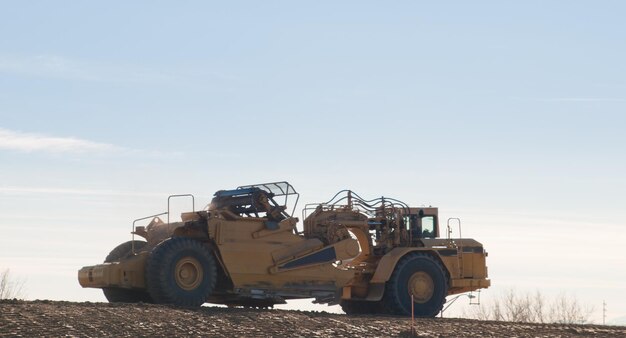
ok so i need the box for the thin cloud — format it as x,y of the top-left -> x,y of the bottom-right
0,128 -> 121,153
0,186 -> 213,201
0,186 -> 165,197
0,128 -> 232,159
541,97 -> 625,102
0,54 -> 174,84
510,96 -> 625,102
0,54 -> 233,87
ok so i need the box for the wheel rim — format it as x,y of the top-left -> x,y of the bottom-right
174,256 -> 203,291
408,271 -> 434,303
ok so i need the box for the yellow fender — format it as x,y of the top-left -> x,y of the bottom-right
370,247 -> 442,284
362,247 -> 447,301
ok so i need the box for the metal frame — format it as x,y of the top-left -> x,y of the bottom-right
167,194 -> 195,223
446,217 -> 464,278
446,217 -> 462,240
131,212 -> 168,254
129,194 -> 195,254
237,181 -> 299,217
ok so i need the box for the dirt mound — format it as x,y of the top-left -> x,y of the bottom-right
1,300 -> 624,337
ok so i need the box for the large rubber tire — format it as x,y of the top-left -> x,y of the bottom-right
145,237 -> 217,307
381,253 -> 448,317
102,240 -> 152,303
340,300 -> 381,315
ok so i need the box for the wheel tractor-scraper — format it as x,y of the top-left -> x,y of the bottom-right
78,181 -> 490,317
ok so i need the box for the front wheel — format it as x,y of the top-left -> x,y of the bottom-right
145,237 -> 217,307
381,253 -> 448,317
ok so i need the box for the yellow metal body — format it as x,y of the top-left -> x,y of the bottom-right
206,212 -> 355,296
79,211 -> 358,303
302,205 -> 490,302
366,243 -> 491,297
78,183 -> 489,311
79,253 -> 148,289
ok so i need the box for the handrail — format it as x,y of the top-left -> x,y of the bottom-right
446,217 -> 462,239
129,194 -> 195,254
447,217 -> 463,277
131,212 -> 168,254
167,194 -> 195,223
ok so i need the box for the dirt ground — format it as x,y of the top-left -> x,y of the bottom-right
1,300 -> 625,337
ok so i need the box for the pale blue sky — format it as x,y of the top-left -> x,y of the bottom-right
1,2 -> 625,322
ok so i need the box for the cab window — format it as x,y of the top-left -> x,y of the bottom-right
421,216 -> 435,238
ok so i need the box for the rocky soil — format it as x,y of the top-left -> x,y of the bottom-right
1,300 -> 625,337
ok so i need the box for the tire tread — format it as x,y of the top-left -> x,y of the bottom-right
145,237 -> 217,307
381,252 -> 448,317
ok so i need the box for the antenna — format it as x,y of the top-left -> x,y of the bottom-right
603,300 -> 607,325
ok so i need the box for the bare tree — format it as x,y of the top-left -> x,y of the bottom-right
531,290 -> 546,323
0,268 -> 25,299
550,293 -> 593,324
463,289 -> 593,324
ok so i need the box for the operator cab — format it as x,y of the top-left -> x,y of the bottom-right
404,207 -> 439,240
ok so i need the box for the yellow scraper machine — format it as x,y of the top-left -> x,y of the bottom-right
79,181 -> 489,317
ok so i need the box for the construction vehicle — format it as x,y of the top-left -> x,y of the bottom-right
78,182 -> 490,317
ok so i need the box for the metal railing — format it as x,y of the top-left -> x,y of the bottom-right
447,218 -> 463,277
440,292 -> 479,318
167,194 -> 195,223
129,194 -> 196,254
131,212 -> 168,254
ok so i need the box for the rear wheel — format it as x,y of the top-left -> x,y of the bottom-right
381,253 -> 447,317
145,237 -> 217,307
102,240 -> 152,303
